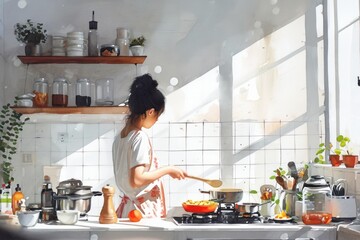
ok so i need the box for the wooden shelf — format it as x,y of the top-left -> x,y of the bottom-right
17,56 -> 147,64
12,106 -> 129,114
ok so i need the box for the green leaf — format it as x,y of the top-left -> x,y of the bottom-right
249,190 -> 258,194
269,175 -> 276,180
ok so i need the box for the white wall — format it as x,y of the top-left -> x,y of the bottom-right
0,0 -> 331,216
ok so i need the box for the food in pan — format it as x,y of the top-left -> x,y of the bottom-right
182,200 -> 218,213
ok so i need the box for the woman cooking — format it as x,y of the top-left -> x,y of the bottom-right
112,73 -> 187,218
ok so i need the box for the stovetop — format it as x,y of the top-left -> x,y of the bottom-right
173,203 -> 295,225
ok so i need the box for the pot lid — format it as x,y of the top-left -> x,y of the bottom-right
57,178 -> 83,188
303,175 -> 329,188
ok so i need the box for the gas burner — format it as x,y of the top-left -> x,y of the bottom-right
242,211 -> 260,218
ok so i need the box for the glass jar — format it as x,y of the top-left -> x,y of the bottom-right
52,77 -> 69,107
95,78 -> 114,106
302,175 -> 332,225
33,78 -> 48,107
75,78 -> 91,107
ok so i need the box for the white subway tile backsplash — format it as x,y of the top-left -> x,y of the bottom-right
169,137 -> 186,150
203,137 -> 219,149
99,151 -> 113,165
83,124 -> 99,138
99,138 -> 114,151
204,123 -> 220,136
50,151 -> 67,165
186,151 -> 203,165
169,151 -> 186,165
35,124 -> 51,138
21,138 -> 36,151
36,138 -> 51,152
186,123 -> 203,137
186,137 -> 203,150
170,123 -> 186,137
83,166 -> 99,180
84,138 -> 99,152
203,150 -> 220,164
84,152 -> 99,165
66,152 -> 83,166
15,120 -> 319,211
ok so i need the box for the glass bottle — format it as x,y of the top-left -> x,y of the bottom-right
95,78 -> 114,105
76,78 -> 91,107
302,175 -> 332,224
33,77 -> 48,107
11,184 -> 24,214
41,175 -> 54,208
52,77 -> 69,107
88,11 -> 98,56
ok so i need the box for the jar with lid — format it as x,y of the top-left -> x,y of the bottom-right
302,175 -> 332,224
76,78 -> 91,107
52,77 -> 69,107
33,78 -> 48,107
96,78 -> 114,106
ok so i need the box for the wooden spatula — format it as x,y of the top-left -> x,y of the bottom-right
187,175 -> 223,188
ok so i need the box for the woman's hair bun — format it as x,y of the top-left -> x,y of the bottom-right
130,73 -> 158,95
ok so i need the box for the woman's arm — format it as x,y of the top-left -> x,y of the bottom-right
130,164 -> 187,188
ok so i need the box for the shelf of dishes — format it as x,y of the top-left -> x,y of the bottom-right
12,106 -> 129,114
17,56 -> 147,64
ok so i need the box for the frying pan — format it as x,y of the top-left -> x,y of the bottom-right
182,202 -> 218,213
199,188 -> 243,203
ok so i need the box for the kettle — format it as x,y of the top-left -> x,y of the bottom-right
302,175 -> 332,224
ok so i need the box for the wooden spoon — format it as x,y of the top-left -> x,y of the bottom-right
275,176 -> 286,189
187,175 -> 223,188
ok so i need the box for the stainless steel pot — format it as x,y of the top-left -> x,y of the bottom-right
54,178 -> 102,214
236,201 -> 270,213
53,192 -> 102,214
200,188 -> 243,203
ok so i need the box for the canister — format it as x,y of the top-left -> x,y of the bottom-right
33,78 -> 48,107
52,77 -> 69,107
302,175 -> 332,224
75,78 -> 91,107
95,79 -> 114,106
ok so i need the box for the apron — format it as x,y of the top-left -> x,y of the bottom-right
116,138 -> 167,218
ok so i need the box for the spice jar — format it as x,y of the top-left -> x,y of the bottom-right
33,78 -> 48,107
52,77 -> 69,107
302,175 -> 332,225
76,78 -> 91,107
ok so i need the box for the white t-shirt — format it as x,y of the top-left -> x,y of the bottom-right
112,130 -> 151,200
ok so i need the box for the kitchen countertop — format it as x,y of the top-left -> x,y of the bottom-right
2,214 -> 338,240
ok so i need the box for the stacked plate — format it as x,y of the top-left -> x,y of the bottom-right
66,32 -> 86,56
52,36 -> 66,56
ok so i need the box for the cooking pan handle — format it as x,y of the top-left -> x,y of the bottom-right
52,194 -> 68,200
199,189 -> 210,194
92,191 -> 102,196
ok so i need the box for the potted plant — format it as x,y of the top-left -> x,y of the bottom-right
129,35 -> 146,56
14,19 -> 47,56
314,142 -> 341,166
336,135 -> 358,168
0,101 -> 29,185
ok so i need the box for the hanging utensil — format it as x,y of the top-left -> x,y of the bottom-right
187,175 -> 223,188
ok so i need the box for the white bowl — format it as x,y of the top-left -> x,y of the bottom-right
56,210 -> 79,225
17,211 -> 40,227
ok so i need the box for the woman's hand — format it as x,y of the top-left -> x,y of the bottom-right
167,166 -> 187,180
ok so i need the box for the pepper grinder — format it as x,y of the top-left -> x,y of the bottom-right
99,184 -> 118,224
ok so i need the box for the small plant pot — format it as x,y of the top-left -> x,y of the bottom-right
329,154 -> 342,167
130,45 -> 144,56
342,155 -> 358,168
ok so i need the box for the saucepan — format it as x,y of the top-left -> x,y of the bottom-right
199,188 -> 243,203
235,201 -> 270,213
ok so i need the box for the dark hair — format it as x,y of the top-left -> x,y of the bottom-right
127,74 -> 165,123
